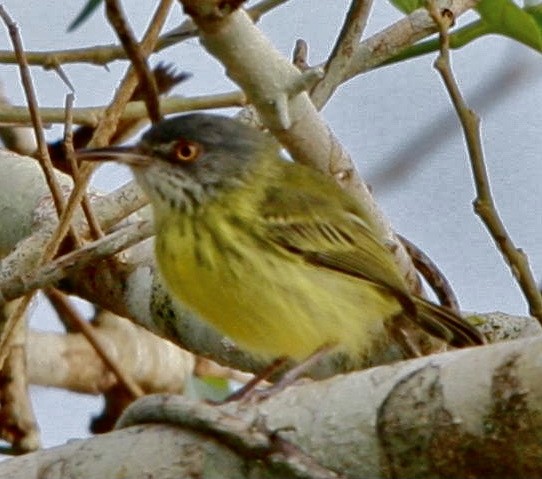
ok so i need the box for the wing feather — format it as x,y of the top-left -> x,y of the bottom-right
256,181 -> 485,346
258,185 -> 415,314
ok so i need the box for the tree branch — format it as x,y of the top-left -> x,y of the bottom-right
428,3 -> 542,324
342,0 -> 478,80
0,92 -> 245,127
27,313 -> 194,396
3,333 -> 542,478
105,0 -> 165,123
311,0 -> 373,110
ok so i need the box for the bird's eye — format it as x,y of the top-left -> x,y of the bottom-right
173,139 -> 201,163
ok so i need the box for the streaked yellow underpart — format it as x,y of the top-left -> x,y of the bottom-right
154,193 -> 402,361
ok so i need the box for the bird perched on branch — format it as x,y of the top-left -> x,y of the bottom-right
79,113 -> 485,367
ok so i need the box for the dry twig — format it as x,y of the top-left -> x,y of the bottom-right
0,6 -> 66,219
398,234 -> 460,312
63,94 -> 105,240
105,0 -> 162,123
311,0 -> 373,109
45,288 -> 144,399
0,91 -> 245,127
428,2 -> 542,324
0,220 -> 152,304
342,0 -> 477,80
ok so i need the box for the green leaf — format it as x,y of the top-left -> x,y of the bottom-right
525,4 -> 542,28
389,0 -> 425,14
191,376 -> 232,402
476,0 -> 542,51
68,0 -> 103,32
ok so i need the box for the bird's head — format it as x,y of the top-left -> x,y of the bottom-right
78,113 -> 278,213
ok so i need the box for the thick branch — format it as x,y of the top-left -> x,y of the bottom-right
2,334 -> 542,478
27,313 -> 194,396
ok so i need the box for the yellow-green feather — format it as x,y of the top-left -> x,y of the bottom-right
152,153 -> 408,360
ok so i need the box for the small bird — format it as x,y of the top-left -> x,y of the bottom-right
79,113 -> 485,364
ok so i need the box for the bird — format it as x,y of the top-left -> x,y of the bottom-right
78,113 -> 485,366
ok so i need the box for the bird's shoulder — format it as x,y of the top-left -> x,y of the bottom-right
256,159 -> 367,220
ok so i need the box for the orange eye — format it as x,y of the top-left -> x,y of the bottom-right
174,139 -> 201,162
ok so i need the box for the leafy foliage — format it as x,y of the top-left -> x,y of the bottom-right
386,0 -> 542,67
68,0 -> 103,32
476,0 -> 542,50
389,0 -> 424,13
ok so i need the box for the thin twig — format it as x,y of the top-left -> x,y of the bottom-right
0,43 -> 132,67
51,60 -> 75,92
45,288 -> 143,399
64,94 -> 104,240
105,0 -> 161,123
0,91 -> 245,127
398,234 -> 460,312
311,0 -> 373,110
428,2 -> 542,324
341,0 -> 476,81
0,0 -> 289,68
88,0 -> 172,148
0,220 -> 153,304
0,6 -> 66,219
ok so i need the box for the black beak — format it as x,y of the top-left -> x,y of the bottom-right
76,145 -> 152,166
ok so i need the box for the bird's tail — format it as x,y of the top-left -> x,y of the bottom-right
412,297 -> 486,347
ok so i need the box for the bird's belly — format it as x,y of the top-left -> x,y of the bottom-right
155,220 -> 401,361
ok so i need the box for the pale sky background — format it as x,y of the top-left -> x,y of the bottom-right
1,0 -> 541,453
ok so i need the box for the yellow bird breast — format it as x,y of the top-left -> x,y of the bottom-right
154,204 -> 402,361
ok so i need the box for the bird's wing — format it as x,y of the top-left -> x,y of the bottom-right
258,185 -> 412,309
257,185 -> 485,347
